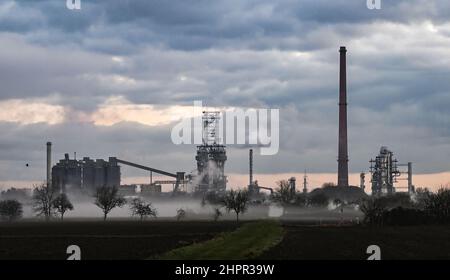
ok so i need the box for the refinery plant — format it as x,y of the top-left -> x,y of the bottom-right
45,46 -> 414,199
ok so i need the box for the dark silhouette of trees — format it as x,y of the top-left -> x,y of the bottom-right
129,198 -> 157,220
273,180 -> 295,205
322,182 -> 336,188
94,186 -> 126,220
294,193 -> 308,207
309,192 -> 328,207
382,207 -> 429,226
360,188 -> 450,226
413,187 -> 432,209
32,183 -> 56,221
360,197 -> 388,226
424,188 -> 450,223
0,199 -> 23,222
0,188 -> 30,202
52,193 -> 74,220
222,189 -> 249,222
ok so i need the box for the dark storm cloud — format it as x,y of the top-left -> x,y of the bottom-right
0,0 -> 449,181
4,0 -> 450,52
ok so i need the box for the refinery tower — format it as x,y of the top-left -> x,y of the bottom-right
195,111 -> 227,194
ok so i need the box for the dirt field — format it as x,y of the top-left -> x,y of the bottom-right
0,220 -> 240,260
259,222 -> 450,260
1,220 -> 449,260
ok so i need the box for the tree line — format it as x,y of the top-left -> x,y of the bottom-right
0,184 -> 251,223
0,184 -> 159,222
360,188 -> 450,226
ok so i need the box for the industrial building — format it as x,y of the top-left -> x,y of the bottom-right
52,154 -> 120,193
43,47 -> 417,199
48,111 -> 228,196
369,146 -> 413,195
194,111 -> 227,194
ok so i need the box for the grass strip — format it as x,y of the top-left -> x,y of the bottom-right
158,220 -> 284,260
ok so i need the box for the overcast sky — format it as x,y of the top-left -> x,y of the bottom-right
0,0 -> 450,187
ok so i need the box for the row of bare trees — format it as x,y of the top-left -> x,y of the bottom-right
1,184 -> 251,222
93,186 -> 158,220
2,181 -> 253,222
0,183 -> 159,222
271,180 -> 327,208
0,184 -> 74,221
360,188 -> 450,226
32,184 -> 73,221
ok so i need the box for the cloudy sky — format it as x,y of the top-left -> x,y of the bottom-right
1,0 -> 450,190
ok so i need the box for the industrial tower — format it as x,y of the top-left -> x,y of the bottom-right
338,46 -> 349,187
195,111 -> 227,194
369,146 -> 414,195
303,170 -> 308,194
370,147 -> 400,195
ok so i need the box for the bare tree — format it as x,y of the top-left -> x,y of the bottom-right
52,193 -> 74,220
176,208 -> 186,221
0,200 -> 23,222
273,180 -> 295,205
32,183 -> 56,221
360,197 -> 388,226
413,187 -> 432,209
424,188 -> 450,223
212,207 -> 222,222
94,186 -> 126,220
130,198 -> 157,220
222,189 -> 249,222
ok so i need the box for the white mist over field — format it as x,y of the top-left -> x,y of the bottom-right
268,205 -> 284,217
20,199 -> 217,219
19,197 -> 363,223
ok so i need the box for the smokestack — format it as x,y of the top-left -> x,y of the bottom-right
360,172 -> 365,190
46,141 -> 52,187
408,162 -> 413,194
303,170 -> 308,194
249,149 -> 253,186
338,46 -> 349,187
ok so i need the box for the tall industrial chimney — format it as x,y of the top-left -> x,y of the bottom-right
46,142 -> 52,187
249,149 -> 253,186
338,46 -> 349,187
407,162 -> 413,194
